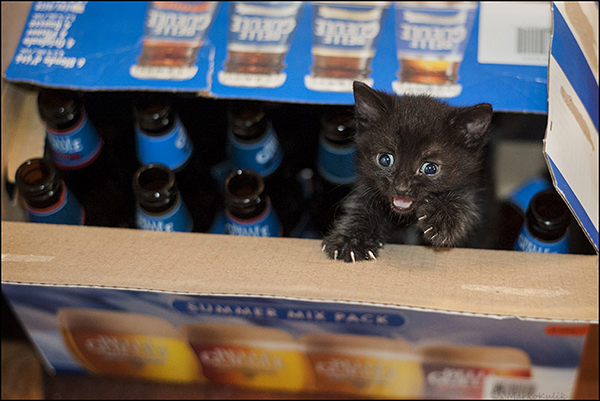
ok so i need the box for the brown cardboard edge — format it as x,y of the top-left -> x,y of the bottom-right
2,221 -> 598,322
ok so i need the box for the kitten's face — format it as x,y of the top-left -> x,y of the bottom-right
352,82 -> 493,215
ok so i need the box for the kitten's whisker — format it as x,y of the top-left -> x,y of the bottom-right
418,215 -> 427,221
334,250 -> 338,260
322,244 -> 326,252
424,227 -> 434,234
431,233 -> 438,240
368,251 -> 377,261
350,251 -> 356,264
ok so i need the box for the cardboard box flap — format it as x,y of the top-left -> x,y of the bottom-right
2,221 -> 598,322
545,2 -> 599,252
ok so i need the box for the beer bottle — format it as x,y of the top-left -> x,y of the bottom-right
38,89 -> 129,227
514,188 -> 571,254
311,107 -> 357,236
227,101 -> 303,236
223,169 -> 282,237
495,176 -> 552,250
133,92 -> 218,233
133,164 -> 193,233
15,158 -> 85,225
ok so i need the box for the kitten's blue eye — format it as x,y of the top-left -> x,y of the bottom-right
377,153 -> 394,168
420,162 -> 439,176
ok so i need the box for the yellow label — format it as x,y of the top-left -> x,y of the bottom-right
191,343 -> 314,391
307,352 -> 424,398
62,329 -> 204,383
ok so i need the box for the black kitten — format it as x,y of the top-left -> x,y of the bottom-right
322,81 -> 493,262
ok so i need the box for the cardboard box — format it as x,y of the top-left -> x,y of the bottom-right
2,2 -> 598,399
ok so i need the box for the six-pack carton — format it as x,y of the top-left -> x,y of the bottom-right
2,1 -> 598,399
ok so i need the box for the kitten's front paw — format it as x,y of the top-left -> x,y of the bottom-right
322,233 -> 382,263
416,201 -> 455,247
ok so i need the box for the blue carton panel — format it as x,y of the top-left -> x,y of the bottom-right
5,2 -> 549,111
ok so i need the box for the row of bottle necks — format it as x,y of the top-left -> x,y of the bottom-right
13,89 -> 587,254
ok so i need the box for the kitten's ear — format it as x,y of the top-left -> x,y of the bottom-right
353,81 -> 392,128
451,103 -> 493,147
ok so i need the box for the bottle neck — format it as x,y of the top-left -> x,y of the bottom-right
320,108 -> 356,146
225,169 -> 268,220
133,165 -> 179,214
16,158 -> 65,209
134,94 -> 178,136
525,190 -> 570,242
38,89 -> 85,131
228,103 -> 269,142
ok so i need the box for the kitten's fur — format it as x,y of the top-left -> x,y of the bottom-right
322,82 -> 493,262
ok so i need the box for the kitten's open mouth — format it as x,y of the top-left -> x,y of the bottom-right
392,197 -> 413,211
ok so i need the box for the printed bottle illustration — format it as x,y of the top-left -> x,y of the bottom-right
133,164 -> 194,233
392,1 -> 478,98
16,158 -> 85,226
300,333 -> 424,398
130,1 -> 220,81
305,2 -> 391,93
420,345 -> 533,399
181,323 -> 313,391
218,2 -> 305,88
57,308 -> 204,383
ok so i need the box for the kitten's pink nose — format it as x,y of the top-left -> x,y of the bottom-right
394,183 -> 410,195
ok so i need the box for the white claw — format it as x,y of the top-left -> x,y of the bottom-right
368,251 -> 377,261
418,215 -> 427,221
322,244 -> 326,252
350,251 -> 356,264
334,250 -> 338,260
431,233 -> 438,240
424,227 -> 434,234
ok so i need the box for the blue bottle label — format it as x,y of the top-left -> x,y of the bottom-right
144,2 -> 218,44
136,196 -> 193,232
227,2 -> 304,50
136,119 -> 193,171
509,177 -> 552,213
228,123 -> 283,178
46,111 -> 104,170
394,3 -> 478,61
514,225 -> 570,254
225,199 -> 282,237
317,136 -> 357,185
311,3 -> 389,53
26,185 -> 85,225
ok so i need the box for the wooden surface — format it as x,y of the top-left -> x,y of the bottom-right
1,326 -> 598,399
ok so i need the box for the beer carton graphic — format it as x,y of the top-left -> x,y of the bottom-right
130,1 -> 220,81
218,2 -> 305,88
392,1 -> 479,98
305,2 -> 391,93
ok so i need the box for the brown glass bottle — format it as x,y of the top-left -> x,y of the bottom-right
133,164 -> 193,232
38,89 -> 129,227
311,107 -> 357,236
227,101 -> 303,236
15,158 -> 85,225
134,93 -> 218,233
223,169 -> 282,237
